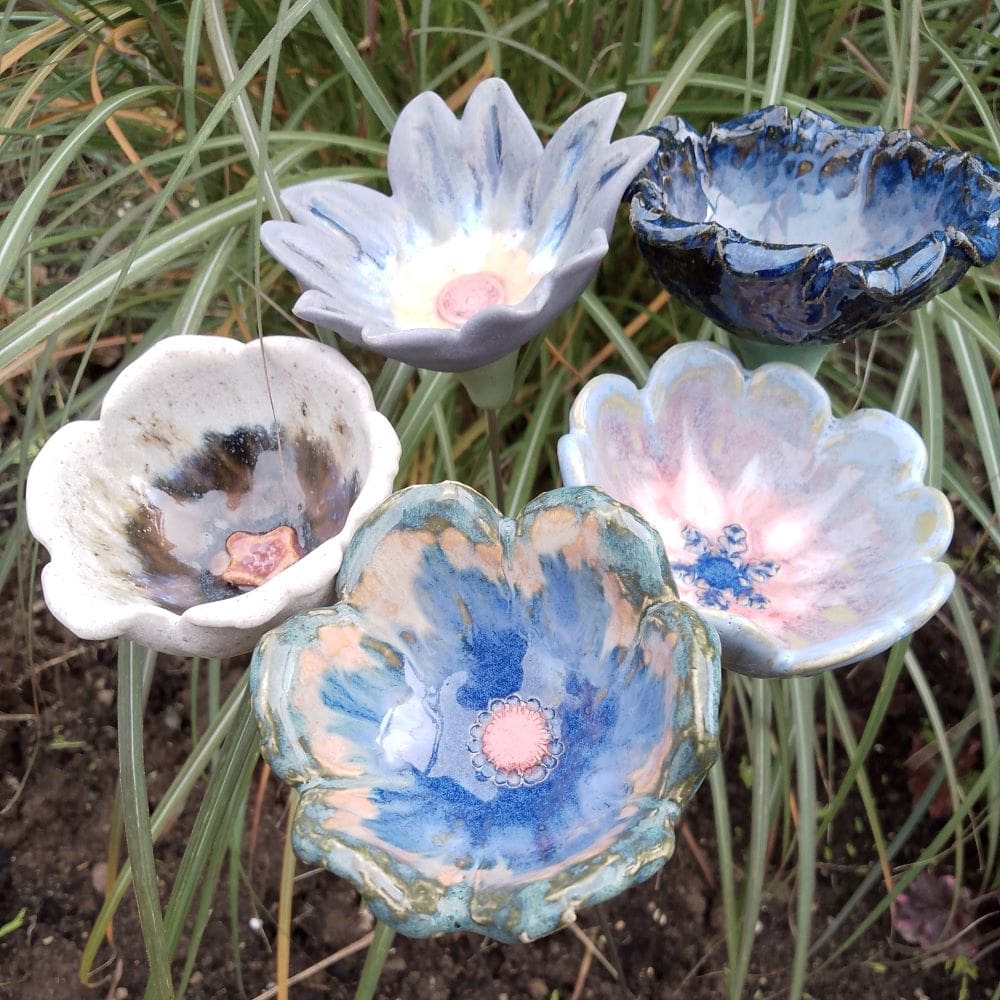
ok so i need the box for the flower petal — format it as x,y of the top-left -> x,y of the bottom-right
527,93 -> 658,262
260,221 -> 395,325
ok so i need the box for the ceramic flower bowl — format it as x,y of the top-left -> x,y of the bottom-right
558,342 -> 955,677
251,483 -> 720,942
628,106 -> 1000,345
261,78 -> 657,376
26,336 -> 400,659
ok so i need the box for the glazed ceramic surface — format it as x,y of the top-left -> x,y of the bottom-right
558,342 -> 955,677
628,107 -> 1000,345
261,79 -> 657,372
251,483 -> 720,942
26,335 -> 400,658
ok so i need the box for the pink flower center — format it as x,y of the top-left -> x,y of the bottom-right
481,701 -> 551,774
220,525 -> 304,587
435,272 -> 506,326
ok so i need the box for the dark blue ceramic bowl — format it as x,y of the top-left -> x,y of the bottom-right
628,107 -> 1000,345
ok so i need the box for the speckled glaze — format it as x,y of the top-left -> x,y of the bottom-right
251,483 -> 720,942
26,336 -> 400,658
558,342 -> 955,677
628,107 -> 1000,345
261,79 -> 657,372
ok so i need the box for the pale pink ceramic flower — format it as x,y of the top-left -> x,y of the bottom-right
559,342 -> 955,677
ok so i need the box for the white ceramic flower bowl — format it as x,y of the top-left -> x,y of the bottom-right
558,342 -> 955,677
27,335 -> 400,658
261,78 -> 658,375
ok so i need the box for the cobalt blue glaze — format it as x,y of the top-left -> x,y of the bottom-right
628,107 -> 1000,345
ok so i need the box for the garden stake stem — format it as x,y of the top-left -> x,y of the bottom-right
354,920 -> 396,1000
117,641 -> 174,1000
486,407 -> 506,514
277,795 -> 297,1000
596,903 -> 633,1000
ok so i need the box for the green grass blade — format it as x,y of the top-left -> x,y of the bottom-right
354,921 -> 396,1000
913,307 -> 943,487
822,743 -> 1000,963
173,227 -> 245,335
709,757 -> 738,981
922,14 -> 1000,158
948,587 -> 1000,886
813,671 -> 894,956
730,678 -> 771,1000
815,639 -> 908,843
936,292 -> 1000,368
80,673 -> 250,983
580,289 -> 649,384
0,194 -> 253,370
638,6 -> 741,128
174,741 -> 257,1000
309,0 -> 396,131
373,360 -> 416,421
762,0 -> 796,106
156,687 -> 260,976
506,367 -> 566,515
117,640 -> 174,999
203,0 -> 286,221
941,308 -> 1000,517
431,401 -> 458,481
395,369 -> 456,476
0,85 -> 165,298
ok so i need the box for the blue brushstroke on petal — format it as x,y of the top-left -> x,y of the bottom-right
597,159 -> 626,189
490,104 -> 503,178
537,187 -> 579,255
308,205 -> 387,269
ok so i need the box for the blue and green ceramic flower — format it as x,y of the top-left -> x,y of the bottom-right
628,106 -> 1000,346
261,79 -> 657,404
251,483 -> 720,942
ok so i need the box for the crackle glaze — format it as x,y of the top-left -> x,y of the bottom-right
558,341 -> 955,676
261,79 -> 657,372
26,335 -> 400,658
628,107 -> 1000,345
251,483 -> 720,941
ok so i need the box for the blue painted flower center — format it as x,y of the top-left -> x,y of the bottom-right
695,554 -> 744,594
673,523 -> 779,611
467,695 -> 564,788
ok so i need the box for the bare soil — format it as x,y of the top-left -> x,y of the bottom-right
2,592 -> 998,1000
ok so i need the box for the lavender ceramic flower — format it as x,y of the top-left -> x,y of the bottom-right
26,336 -> 400,658
559,342 -> 955,677
261,79 -> 657,386
628,106 -> 1000,345
251,483 -> 720,942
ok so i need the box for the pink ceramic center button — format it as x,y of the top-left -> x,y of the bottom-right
220,525 -> 304,587
481,700 -> 551,773
435,272 -> 506,326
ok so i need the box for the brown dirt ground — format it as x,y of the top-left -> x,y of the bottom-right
2,589 -> 999,1000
